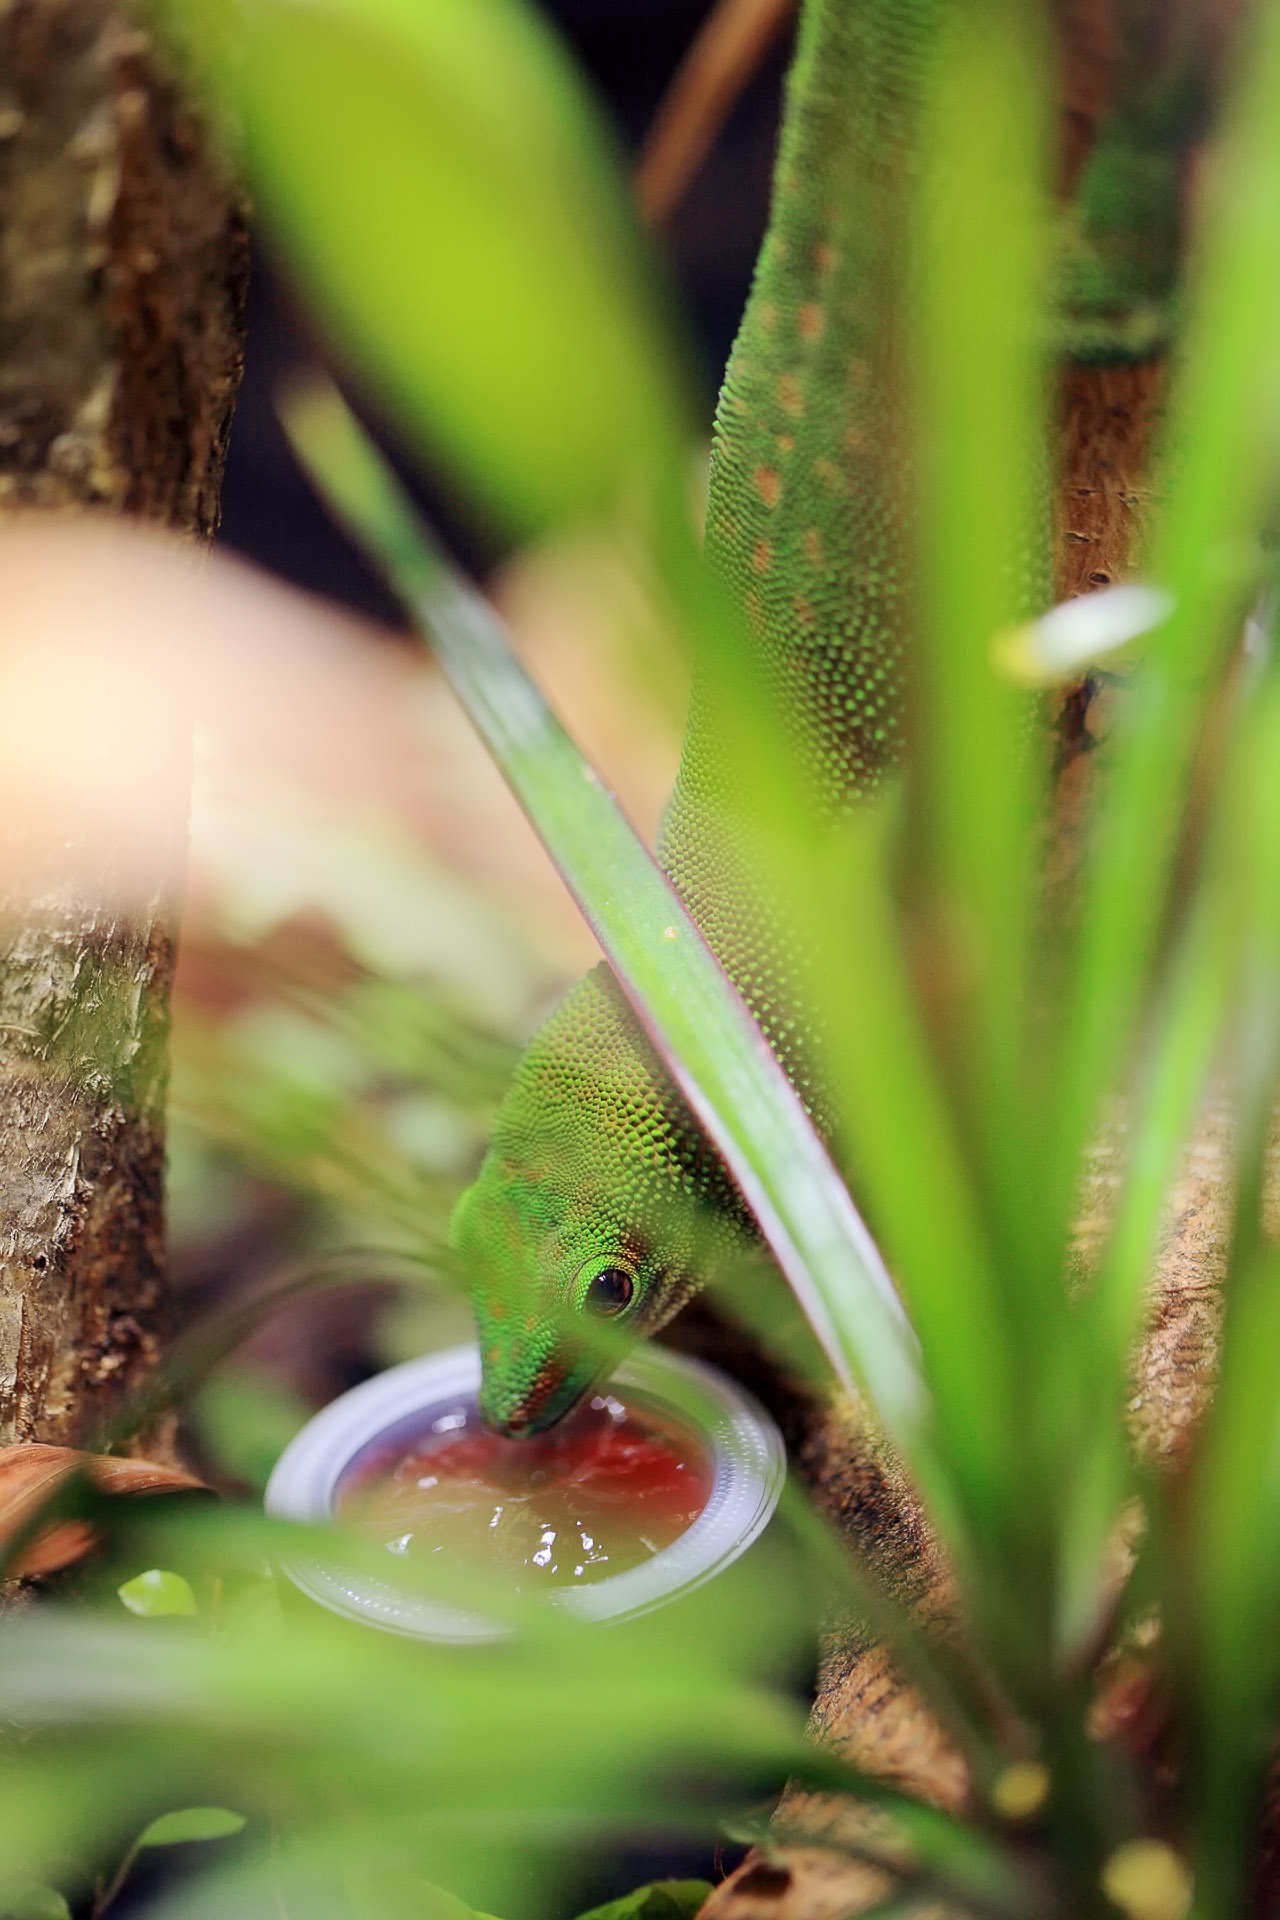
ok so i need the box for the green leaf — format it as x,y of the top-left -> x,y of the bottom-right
117,1569 -> 198,1618
282,378 -> 928,1462
175,0 -> 692,537
136,1807 -> 248,1848
0,1884 -> 70,1920
572,1879 -> 712,1920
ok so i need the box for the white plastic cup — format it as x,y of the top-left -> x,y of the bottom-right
265,1342 -> 787,1643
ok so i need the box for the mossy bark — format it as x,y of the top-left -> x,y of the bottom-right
0,0 -> 246,1445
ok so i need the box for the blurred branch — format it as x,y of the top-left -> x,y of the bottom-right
0,2 -> 246,1450
634,0 -> 797,226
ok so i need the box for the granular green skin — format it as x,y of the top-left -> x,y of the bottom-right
455,0 -> 1188,1434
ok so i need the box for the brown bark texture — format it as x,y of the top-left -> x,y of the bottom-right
0,0 -> 246,1446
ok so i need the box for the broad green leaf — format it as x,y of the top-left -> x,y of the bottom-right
573,1881 -> 711,1920
137,1808 -> 247,1848
118,1569 -> 198,1618
0,1884 -> 70,1920
173,0 -> 692,536
282,379 -> 927,1461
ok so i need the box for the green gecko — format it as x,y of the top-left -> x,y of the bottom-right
452,0 -> 1196,1435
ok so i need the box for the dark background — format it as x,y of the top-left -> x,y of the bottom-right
213,0 -> 794,610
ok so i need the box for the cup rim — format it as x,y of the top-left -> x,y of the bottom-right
264,1342 -> 786,1641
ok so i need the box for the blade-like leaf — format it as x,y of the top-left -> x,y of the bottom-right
281,379 -> 927,1457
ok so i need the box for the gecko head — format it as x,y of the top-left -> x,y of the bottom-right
453,1161 -> 669,1436
450,964 -> 733,1436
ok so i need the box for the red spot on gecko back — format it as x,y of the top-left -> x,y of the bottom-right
753,466 -> 782,509
777,373 -> 804,416
752,539 -> 773,575
798,303 -> 824,342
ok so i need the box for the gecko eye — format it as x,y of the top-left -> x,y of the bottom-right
582,1266 -> 635,1317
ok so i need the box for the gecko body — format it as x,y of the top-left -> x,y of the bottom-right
454,0 -> 1194,1435
453,0 -> 933,1433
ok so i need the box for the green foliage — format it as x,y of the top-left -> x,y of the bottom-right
168,810 -> 531,1267
81,1804 -> 247,1920
118,1570 -> 200,1618
0,1509 -> 835,1918
16,0 -> 1280,1915
263,0 -> 1280,1909
135,1808 -> 248,1848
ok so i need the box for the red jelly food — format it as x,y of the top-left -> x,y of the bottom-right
337,1392 -> 713,1588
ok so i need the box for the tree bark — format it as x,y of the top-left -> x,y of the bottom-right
0,0 -> 246,1445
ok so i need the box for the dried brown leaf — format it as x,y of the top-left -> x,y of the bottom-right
0,1444 -> 207,1577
